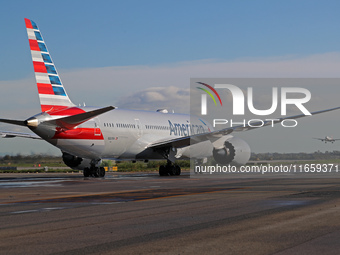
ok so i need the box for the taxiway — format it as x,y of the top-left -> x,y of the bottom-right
1,171 -> 340,254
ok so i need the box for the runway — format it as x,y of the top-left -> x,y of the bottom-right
1,171 -> 340,254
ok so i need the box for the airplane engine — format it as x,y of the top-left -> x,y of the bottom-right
212,137 -> 251,166
62,152 -> 93,170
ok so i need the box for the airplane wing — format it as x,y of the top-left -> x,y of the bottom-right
0,131 -> 42,140
147,127 -> 233,149
148,106 -> 340,150
313,138 -> 325,141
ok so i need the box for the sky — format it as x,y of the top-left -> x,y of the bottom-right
1,0 -> 340,155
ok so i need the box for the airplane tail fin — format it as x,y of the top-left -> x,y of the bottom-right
25,18 -> 75,112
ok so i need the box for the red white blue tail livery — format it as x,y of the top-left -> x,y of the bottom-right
25,18 -> 74,112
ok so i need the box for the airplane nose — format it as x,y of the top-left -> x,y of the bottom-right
25,117 -> 39,127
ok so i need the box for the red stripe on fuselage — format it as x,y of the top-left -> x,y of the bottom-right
40,106 -> 85,115
41,105 -> 68,112
48,107 -> 86,116
52,128 -> 104,140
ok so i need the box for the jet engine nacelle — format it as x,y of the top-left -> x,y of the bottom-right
62,152 -> 100,170
212,137 -> 251,166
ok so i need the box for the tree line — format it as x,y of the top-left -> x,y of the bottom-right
250,151 -> 340,161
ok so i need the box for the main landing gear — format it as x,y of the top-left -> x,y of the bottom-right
83,166 -> 105,177
159,160 -> 181,176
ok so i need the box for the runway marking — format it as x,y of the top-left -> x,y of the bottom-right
0,179 -> 67,188
2,187 -> 246,205
12,209 -> 38,214
11,207 -> 66,214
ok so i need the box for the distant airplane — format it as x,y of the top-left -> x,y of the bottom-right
313,136 -> 340,143
0,18 -> 340,177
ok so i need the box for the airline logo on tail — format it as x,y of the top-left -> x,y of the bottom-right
25,18 -> 74,112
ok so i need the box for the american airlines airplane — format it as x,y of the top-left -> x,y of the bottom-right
313,136 -> 340,143
0,19 -> 339,177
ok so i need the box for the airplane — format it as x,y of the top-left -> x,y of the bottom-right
313,136 -> 340,143
1,18 -> 340,177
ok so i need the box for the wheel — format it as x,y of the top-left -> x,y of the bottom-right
83,167 -> 90,177
93,167 -> 100,177
175,165 -> 181,176
168,165 -> 176,176
159,165 -> 167,176
99,167 -> 105,177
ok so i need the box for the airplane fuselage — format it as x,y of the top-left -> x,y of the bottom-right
30,107 -> 215,161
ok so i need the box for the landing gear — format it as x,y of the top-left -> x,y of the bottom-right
100,167 -> 105,177
84,167 -> 90,177
83,166 -> 105,177
159,160 -> 181,176
159,165 -> 167,176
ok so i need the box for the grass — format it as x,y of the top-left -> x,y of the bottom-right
0,159 -> 191,173
0,169 -> 79,174
256,159 -> 340,166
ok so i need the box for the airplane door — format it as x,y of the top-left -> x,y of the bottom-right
94,118 -> 101,136
134,119 -> 142,137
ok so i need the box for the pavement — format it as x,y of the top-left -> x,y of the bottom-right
1,171 -> 340,254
